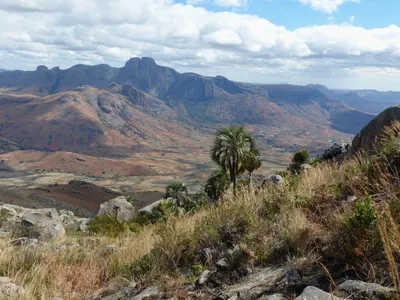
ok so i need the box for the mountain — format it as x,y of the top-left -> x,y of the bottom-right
352,105 -> 400,153
307,84 -> 400,114
0,58 -> 376,178
0,69 -> 6,73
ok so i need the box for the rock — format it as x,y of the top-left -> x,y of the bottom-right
138,198 -> 175,215
263,175 -> 285,186
97,196 -> 136,222
90,278 -> 137,300
75,156 -> 86,162
299,164 -> 312,172
196,270 -> 211,286
345,195 -> 357,202
0,277 -> 25,297
295,286 -> 342,300
352,106 -> 400,154
337,280 -> 396,298
121,83 -> 146,106
21,208 -> 65,241
323,143 -> 348,160
10,237 -> 39,247
261,295 -> 286,300
221,267 -> 300,298
216,258 -> 230,271
132,286 -> 159,300
59,210 -> 89,231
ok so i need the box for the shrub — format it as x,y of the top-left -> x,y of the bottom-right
346,194 -> 376,230
126,196 -> 137,207
293,149 -> 310,164
88,216 -> 128,237
182,192 -> 208,214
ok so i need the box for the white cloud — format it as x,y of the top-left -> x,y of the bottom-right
0,0 -> 399,90
349,15 -> 355,23
299,0 -> 360,14
214,0 -> 247,7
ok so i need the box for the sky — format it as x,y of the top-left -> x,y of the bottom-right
0,0 -> 400,90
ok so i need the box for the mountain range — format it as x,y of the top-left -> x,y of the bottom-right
0,57 -> 392,179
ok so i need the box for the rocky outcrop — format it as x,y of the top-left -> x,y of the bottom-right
121,83 -> 146,106
352,105 -> 400,153
21,208 -> 65,241
262,174 -> 285,186
323,143 -> 349,160
337,280 -> 396,299
138,198 -> 176,215
97,196 -> 136,222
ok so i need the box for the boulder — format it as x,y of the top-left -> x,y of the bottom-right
262,175 -> 285,186
21,208 -> 65,241
323,143 -> 348,160
337,280 -> 396,299
299,164 -> 312,172
0,277 -> 25,297
59,210 -> 89,231
295,286 -> 342,300
138,198 -> 175,215
97,196 -> 136,222
352,105 -> 400,154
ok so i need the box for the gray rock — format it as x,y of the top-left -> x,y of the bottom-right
216,258 -> 230,271
300,164 -> 312,172
0,277 -> 25,297
132,286 -> 159,300
261,295 -> 286,300
138,198 -> 175,215
295,286 -> 342,300
337,280 -> 396,298
263,175 -> 285,186
323,143 -> 348,160
59,210 -> 89,231
10,237 -> 39,247
196,270 -> 211,285
346,195 -> 357,202
222,267 -> 298,298
97,196 -> 136,222
21,208 -> 65,241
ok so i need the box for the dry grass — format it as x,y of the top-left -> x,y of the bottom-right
1,152 -> 400,299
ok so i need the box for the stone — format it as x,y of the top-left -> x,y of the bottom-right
59,210 -> 89,231
21,208 -> 65,241
263,175 -> 285,186
196,270 -> 211,286
216,258 -> 230,271
221,267 -> 299,298
261,295 -> 286,300
132,286 -> 159,300
323,143 -> 348,160
345,195 -> 357,202
97,196 -> 136,222
0,277 -> 25,297
295,286 -> 342,300
300,164 -> 312,172
337,280 -> 396,298
10,237 -> 39,247
138,198 -> 176,215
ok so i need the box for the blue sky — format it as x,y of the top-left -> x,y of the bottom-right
0,0 -> 400,90
176,0 -> 399,29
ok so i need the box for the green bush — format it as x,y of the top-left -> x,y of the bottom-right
182,192 -> 208,214
88,216 -> 128,237
293,150 -> 310,164
345,194 -> 376,230
126,196 -> 137,207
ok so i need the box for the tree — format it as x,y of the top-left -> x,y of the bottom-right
211,126 -> 257,190
289,149 -> 310,174
292,149 -> 310,164
244,147 -> 262,179
205,170 -> 230,201
165,182 -> 188,206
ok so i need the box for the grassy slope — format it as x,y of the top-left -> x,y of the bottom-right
1,152 -> 400,299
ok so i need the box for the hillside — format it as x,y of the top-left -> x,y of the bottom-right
0,108 -> 400,299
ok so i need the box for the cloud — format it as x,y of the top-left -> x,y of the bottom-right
349,15 -> 355,23
298,0 -> 360,14
214,0 -> 247,7
0,0 -> 399,90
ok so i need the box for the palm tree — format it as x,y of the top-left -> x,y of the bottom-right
244,147 -> 262,179
165,182 -> 188,206
205,170 -> 230,201
210,126 -> 257,190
